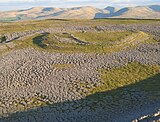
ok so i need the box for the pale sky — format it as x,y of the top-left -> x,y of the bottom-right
0,0 -> 160,11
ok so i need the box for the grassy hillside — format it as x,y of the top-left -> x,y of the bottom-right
0,5 -> 160,21
0,19 -> 159,33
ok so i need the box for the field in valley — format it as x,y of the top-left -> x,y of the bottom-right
0,19 -> 160,122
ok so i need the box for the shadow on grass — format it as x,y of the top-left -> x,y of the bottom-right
46,19 -> 69,21
32,32 -> 50,48
1,73 -> 160,122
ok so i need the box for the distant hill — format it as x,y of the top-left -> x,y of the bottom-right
104,6 -> 119,13
0,5 -> 160,21
149,5 -> 160,12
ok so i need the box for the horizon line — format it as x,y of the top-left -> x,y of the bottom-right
0,4 -> 160,12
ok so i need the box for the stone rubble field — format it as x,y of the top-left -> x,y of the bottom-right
0,43 -> 160,122
1,22 -> 160,43
0,20 -> 160,122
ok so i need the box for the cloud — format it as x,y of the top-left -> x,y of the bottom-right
0,0 -> 159,5
0,0 -> 159,11
0,0 -> 33,2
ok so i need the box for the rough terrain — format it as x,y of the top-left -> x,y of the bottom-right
0,19 -> 160,122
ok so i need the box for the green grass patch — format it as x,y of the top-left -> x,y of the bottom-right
72,31 -> 132,43
11,31 -> 157,54
0,19 -> 158,34
90,62 -> 160,95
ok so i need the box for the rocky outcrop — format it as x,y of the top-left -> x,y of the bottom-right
0,42 -> 160,122
1,23 -> 160,44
